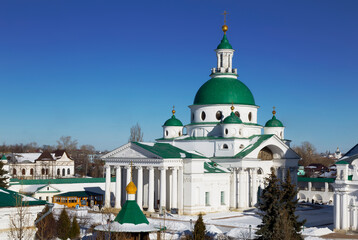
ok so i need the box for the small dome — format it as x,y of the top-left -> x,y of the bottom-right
217,34 -> 233,49
163,115 -> 183,127
126,181 -> 137,194
265,115 -> 284,127
223,112 -> 242,124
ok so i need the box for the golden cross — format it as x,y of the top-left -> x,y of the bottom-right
273,106 -> 276,111
222,11 -> 228,25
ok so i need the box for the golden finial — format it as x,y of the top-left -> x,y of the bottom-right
272,106 -> 276,116
222,11 -> 228,34
172,105 -> 176,115
126,161 -> 137,194
230,102 -> 235,112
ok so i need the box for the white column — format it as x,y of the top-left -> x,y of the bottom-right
342,193 -> 348,229
147,167 -> 155,212
178,167 -> 184,214
281,168 -> 285,181
308,182 -> 312,191
126,167 -> 131,185
251,168 -> 257,207
137,166 -> 143,210
238,168 -> 245,209
160,167 -> 167,210
230,168 -> 236,209
105,165 -> 111,208
334,193 -> 341,230
217,53 -> 220,69
172,167 -> 178,210
324,182 -> 329,192
115,166 -> 121,208
352,207 -> 357,231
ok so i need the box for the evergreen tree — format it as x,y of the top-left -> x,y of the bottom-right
57,208 -> 71,240
35,205 -> 57,240
193,213 -> 206,240
0,156 -> 9,188
256,170 -> 283,240
281,170 -> 305,239
69,216 -> 80,239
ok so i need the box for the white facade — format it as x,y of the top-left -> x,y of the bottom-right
102,26 -> 300,215
6,151 -> 75,180
332,146 -> 358,232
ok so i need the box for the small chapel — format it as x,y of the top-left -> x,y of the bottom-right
102,19 -> 300,215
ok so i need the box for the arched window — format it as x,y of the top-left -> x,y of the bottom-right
248,112 -> 252,122
22,169 -> 26,175
201,111 -> 206,121
216,111 -> 222,120
165,130 -> 168,136
13,169 -> 16,175
258,147 -> 273,160
223,144 -> 228,149
225,128 -> 228,135
62,169 -> 65,176
30,169 -> 34,175
235,111 -> 240,118
67,169 -> 70,175
57,169 -> 60,175
45,169 -> 49,175
41,168 -> 45,175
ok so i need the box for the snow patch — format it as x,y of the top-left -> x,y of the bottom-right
302,227 -> 332,236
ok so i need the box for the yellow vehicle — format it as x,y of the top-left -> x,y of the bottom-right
53,191 -> 103,208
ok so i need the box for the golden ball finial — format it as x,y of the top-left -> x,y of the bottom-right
172,105 -> 176,115
230,104 -> 235,112
272,106 -> 276,116
222,25 -> 228,34
126,181 -> 137,194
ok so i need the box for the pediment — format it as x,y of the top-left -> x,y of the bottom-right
102,143 -> 160,159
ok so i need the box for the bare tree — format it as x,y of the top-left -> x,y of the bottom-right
128,123 -> 143,142
56,136 -> 78,153
293,141 -> 334,167
8,196 -> 35,240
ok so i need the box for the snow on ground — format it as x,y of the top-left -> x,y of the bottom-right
57,203 -> 335,239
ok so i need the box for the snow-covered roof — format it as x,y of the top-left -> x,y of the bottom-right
94,222 -> 157,233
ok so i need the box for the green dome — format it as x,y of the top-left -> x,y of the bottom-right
217,34 -> 233,49
223,112 -> 242,124
163,115 -> 183,127
194,77 -> 255,105
1,154 -> 6,160
265,116 -> 284,127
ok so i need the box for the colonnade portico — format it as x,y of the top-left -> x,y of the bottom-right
104,163 -> 183,214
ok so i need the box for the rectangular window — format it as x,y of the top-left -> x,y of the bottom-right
205,192 -> 210,206
221,191 -> 225,205
46,196 -> 49,201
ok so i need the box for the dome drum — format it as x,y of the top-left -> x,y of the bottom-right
189,104 -> 258,124
163,126 -> 184,139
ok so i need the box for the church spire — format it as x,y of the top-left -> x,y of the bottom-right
211,11 -> 237,78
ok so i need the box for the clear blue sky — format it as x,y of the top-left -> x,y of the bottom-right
1,0 -> 357,153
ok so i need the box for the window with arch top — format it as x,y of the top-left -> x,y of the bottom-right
258,147 -> 273,160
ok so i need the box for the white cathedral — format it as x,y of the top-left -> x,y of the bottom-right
102,23 -> 300,215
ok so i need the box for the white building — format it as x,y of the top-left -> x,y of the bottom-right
333,144 -> 358,231
0,187 -> 47,240
4,150 -> 75,180
102,24 -> 300,215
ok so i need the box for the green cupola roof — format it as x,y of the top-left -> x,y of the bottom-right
217,34 -> 233,49
223,111 -> 243,124
194,77 -> 255,105
114,200 -> 149,225
1,154 -> 6,160
163,108 -> 183,126
265,109 -> 284,127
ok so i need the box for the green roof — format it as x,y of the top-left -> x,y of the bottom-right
0,187 -> 47,207
265,115 -> 284,127
133,142 -> 205,159
1,154 -> 7,160
223,112 -> 243,124
217,34 -> 233,49
235,134 -> 274,158
297,177 -> 335,183
10,177 -> 116,185
193,78 -> 255,105
336,160 -> 349,165
55,191 -> 102,197
204,161 -> 227,173
163,115 -> 183,127
114,200 -> 149,225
